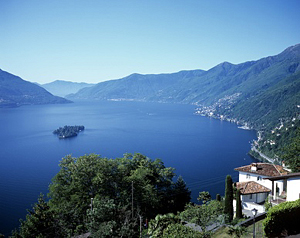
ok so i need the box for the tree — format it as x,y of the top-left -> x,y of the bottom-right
11,194 -> 62,238
171,176 -> 191,212
224,175 -> 233,223
282,128 -> 300,172
180,200 -> 223,234
162,223 -> 203,238
147,213 -> 180,238
86,197 -> 138,238
198,191 -> 211,204
216,194 -> 221,202
235,189 -> 243,219
14,153 -> 191,236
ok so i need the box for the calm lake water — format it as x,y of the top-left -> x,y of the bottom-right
0,101 -> 256,235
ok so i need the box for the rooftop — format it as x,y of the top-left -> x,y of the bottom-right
265,172 -> 300,181
236,181 -> 271,195
235,163 -> 289,177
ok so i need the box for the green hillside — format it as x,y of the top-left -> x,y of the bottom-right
68,44 -> 300,129
0,69 -> 72,107
67,44 -> 300,163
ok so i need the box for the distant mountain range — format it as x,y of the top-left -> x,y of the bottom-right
0,69 -> 71,107
67,44 -> 300,130
41,80 -> 95,97
1,44 -> 299,131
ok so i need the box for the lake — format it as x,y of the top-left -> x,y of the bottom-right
0,101 -> 256,235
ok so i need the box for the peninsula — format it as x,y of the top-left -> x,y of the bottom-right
53,125 -> 84,139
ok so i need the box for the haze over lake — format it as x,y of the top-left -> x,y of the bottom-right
0,101 -> 256,235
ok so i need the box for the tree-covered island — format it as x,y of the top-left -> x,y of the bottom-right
53,125 -> 84,139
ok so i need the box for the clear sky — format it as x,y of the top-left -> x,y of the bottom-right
1,0 -> 300,84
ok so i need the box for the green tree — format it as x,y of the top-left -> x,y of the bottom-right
13,153 -> 191,236
216,194 -> 221,202
282,128 -> 300,172
11,194 -> 62,238
264,195 -> 272,212
162,223 -> 203,238
235,189 -> 243,219
224,175 -> 233,223
171,175 -> 191,212
198,191 -> 212,204
86,197 -> 137,238
147,213 -> 180,238
180,200 -> 223,234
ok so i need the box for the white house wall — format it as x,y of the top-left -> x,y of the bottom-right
239,172 -> 284,195
287,177 -> 300,201
241,192 -> 268,204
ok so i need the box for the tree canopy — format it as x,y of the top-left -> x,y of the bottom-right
12,153 -> 191,237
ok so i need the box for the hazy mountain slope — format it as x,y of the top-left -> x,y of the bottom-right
41,80 -> 95,97
67,44 -> 300,130
0,69 -> 72,107
216,70 -> 300,130
69,44 -> 299,104
67,70 -> 205,101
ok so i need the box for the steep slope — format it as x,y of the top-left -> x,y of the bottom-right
0,69 -> 72,107
41,80 -> 95,97
67,44 -> 300,130
216,70 -> 300,129
67,70 -> 205,101
69,44 -> 300,105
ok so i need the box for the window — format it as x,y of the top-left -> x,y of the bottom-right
250,194 -> 252,199
257,176 -> 262,181
246,174 -> 250,179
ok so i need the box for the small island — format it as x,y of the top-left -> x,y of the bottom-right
53,125 -> 85,139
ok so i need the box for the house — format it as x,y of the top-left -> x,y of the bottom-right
234,163 -> 290,212
265,172 -> 300,202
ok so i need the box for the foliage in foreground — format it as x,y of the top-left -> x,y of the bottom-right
263,198 -> 300,237
147,191 -> 224,238
11,153 -> 191,237
180,192 -> 224,234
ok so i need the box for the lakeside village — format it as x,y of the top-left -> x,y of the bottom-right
194,93 -> 251,130
194,94 -> 300,163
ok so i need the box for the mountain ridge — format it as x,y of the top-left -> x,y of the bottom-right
67,44 -> 300,130
41,80 -> 95,97
0,69 -> 72,107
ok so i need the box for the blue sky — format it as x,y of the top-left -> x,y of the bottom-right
1,0 -> 300,84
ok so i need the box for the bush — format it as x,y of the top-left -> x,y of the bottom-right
263,198 -> 300,237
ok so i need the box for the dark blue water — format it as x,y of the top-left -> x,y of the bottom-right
0,101 -> 256,235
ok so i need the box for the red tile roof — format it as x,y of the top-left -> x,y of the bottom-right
234,163 -> 289,177
236,181 -> 271,195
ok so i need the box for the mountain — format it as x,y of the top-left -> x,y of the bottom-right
67,44 -> 300,130
41,80 -> 95,97
66,70 -> 205,101
0,69 -> 72,108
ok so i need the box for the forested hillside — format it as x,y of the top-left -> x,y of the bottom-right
68,44 -> 300,131
0,69 -> 71,107
67,44 -> 300,164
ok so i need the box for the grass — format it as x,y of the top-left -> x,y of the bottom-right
212,220 -> 266,238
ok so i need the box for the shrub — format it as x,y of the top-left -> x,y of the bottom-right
263,198 -> 300,237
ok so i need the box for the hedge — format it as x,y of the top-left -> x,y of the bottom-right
263,198 -> 300,237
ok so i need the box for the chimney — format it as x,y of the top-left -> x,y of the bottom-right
251,163 -> 257,171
